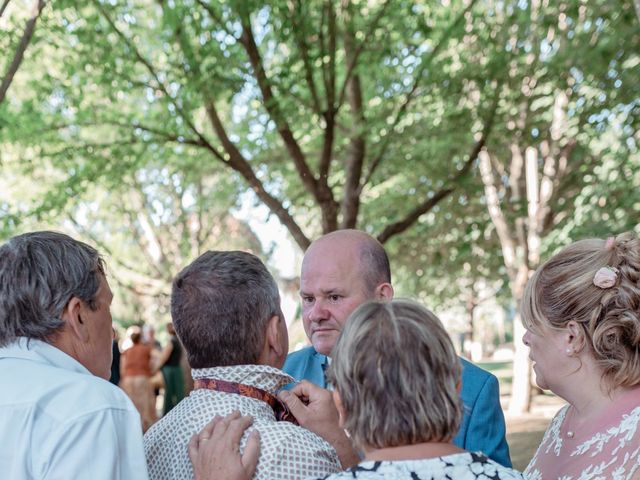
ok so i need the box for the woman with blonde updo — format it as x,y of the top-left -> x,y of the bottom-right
523,232 -> 640,479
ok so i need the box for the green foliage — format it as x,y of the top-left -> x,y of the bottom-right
0,0 -> 638,324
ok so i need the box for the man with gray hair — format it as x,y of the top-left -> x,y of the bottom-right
0,231 -> 149,479
143,250 -> 341,480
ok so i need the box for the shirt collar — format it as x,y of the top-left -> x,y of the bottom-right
192,364 -> 295,394
0,337 -> 91,376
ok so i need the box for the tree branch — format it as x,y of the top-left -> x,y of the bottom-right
236,11 -> 318,194
47,139 -> 141,159
340,21 -> 366,229
539,139 -> 577,234
312,0 -> 339,232
376,91 -> 499,243
44,120 -> 207,149
204,100 -> 311,249
237,10 -> 339,232
91,0 -> 218,156
479,150 -> 517,276
377,187 -> 455,244
335,0 -> 392,110
0,0 -> 46,105
195,0 -> 236,38
288,0 -> 322,114
160,3 -> 311,248
324,0 -> 337,112
0,0 -> 11,18
363,0 -> 478,185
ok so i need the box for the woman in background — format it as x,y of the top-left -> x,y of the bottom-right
158,322 -> 185,415
120,325 -> 157,432
523,233 -> 640,479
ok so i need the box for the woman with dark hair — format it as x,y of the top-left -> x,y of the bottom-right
158,322 -> 185,415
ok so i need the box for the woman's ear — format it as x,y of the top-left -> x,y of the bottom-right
566,320 -> 586,354
332,390 -> 347,429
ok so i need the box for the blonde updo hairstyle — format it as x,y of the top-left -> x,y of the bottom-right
522,232 -> 640,390
327,299 -> 462,451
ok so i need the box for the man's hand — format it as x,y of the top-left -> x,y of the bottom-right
188,411 -> 260,480
279,381 -> 359,468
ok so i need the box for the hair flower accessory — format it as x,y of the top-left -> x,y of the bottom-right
593,266 -> 619,289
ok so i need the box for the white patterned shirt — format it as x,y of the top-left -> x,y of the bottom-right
313,452 -> 523,479
144,364 -> 341,480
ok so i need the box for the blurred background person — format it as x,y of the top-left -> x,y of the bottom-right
109,325 -> 121,386
158,322 -> 185,415
121,325 -> 157,432
143,323 -> 164,412
523,233 -> 640,479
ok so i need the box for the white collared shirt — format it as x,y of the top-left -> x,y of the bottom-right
0,338 -> 149,479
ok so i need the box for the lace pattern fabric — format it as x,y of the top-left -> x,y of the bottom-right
525,388 -> 640,480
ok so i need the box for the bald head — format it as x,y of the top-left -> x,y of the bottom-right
300,229 -> 393,356
304,230 -> 391,293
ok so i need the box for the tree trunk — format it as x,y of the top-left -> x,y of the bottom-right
508,267 -> 533,414
509,311 -> 532,414
463,289 -> 476,359
0,0 -> 46,105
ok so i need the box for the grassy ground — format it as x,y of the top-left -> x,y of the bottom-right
477,360 -> 565,471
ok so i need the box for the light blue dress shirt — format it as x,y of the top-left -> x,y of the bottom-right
0,338 -> 149,479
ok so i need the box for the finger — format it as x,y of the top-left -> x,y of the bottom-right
212,410 -> 242,439
225,415 -> 254,446
278,389 -> 308,420
199,415 -> 223,440
187,433 -> 200,465
242,430 -> 261,476
287,380 -> 317,398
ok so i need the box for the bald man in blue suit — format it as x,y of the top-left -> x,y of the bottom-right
282,230 -> 511,467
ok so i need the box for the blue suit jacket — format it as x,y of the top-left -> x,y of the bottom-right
283,346 -> 511,468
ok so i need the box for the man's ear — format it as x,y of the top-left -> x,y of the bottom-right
265,314 -> 285,358
375,283 -> 394,301
332,390 -> 347,429
61,297 -> 89,343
